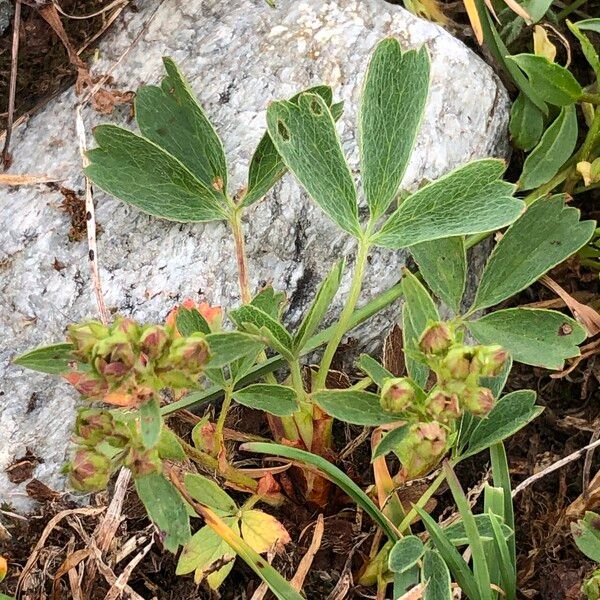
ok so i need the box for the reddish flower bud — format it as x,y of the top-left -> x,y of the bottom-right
75,408 -> 114,445
419,322 -> 453,356
463,386 -> 495,416
139,325 -> 169,360
476,345 -> 509,377
426,389 -> 461,422
167,334 -> 210,374
442,346 -> 476,380
125,447 -> 162,476
67,448 -> 111,492
64,370 -> 108,399
68,321 -> 109,357
394,422 -> 447,478
380,377 -> 417,413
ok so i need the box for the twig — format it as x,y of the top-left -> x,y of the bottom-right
2,0 -> 22,169
290,514 -> 324,591
103,538 -> 153,600
583,428 -> 600,503
512,437 -> 600,497
75,106 -> 109,324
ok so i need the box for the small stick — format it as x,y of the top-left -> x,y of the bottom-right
2,0 -> 22,169
512,437 -> 600,497
75,106 -> 109,324
290,514 -> 324,590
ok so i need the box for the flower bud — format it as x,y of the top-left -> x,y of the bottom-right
419,322 -> 453,356
64,370 -> 108,399
139,325 -> 169,360
442,346 -> 476,380
67,448 -> 111,492
126,447 -> 162,476
380,377 -> 417,413
93,331 -> 137,383
395,422 -> 447,478
114,317 -> 140,341
476,345 -> 509,377
75,408 -> 114,445
463,386 -> 495,416
68,321 -> 109,357
167,333 -> 210,374
426,389 -> 461,422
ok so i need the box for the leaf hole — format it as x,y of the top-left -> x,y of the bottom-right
309,98 -> 323,116
277,119 -> 291,141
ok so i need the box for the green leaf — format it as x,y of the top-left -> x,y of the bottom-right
467,308 -> 586,369
85,125 -> 227,222
489,511 -> 517,600
509,92 -> 544,151
205,331 -> 265,368
567,21 -> 600,80
13,342 -> 74,374
294,259 -> 344,351
415,506 -> 481,600
410,237 -> 466,313
134,473 -> 190,552
388,535 -> 425,573
571,512 -> 600,562
373,160 -> 524,249
444,514 -> 513,546
522,0 -> 553,22
243,85 -> 338,208
402,302 -> 429,389
472,197 -> 596,311
357,354 -> 394,388
135,57 -> 228,195
266,92 -> 360,236
229,305 -> 294,358
462,390 -> 542,459
233,384 -> 298,416
242,442 -> 399,542
519,105 -> 578,191
372,424 -> 411,459
422,549 -> 452,600
251,286 -> 287,320
313,390 -> 402,426
176,308 -> 211,336
509,54 -> 583,106
576,18 -> 600,33
402,269 -> 439,327
139,396 -> 162,449
176,520 -> 237,588
184,473 -> 237,514
443,463 -> 491,600
200,506 -> 304,600
156,428 -> 186,461
360,40 -> 430,219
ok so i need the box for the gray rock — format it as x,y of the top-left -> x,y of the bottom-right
0,0 -> 509,510
0,0 -> 13,37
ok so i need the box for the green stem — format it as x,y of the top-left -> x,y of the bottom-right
215,387 -> 234,456
230,208 -> 252,305
565,104 -> 600,192
161,280 -> 406,415
315,237 -> 370,390
581,93 -> 600,106
396,470 -> 446,534
179,438 -> 258,491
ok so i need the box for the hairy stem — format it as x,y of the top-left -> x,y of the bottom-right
215,387 -> 234,457
315,237 -> 370,390
396,470 -> 446,533
230,208 -> 252,305
180,437 -> 258,492
565,103 -> 600,193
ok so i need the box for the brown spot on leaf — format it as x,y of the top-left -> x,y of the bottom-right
559,323 -> 573,336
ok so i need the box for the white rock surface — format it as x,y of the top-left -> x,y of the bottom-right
0,0 -> 509,510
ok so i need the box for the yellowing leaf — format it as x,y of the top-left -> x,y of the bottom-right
533,25 -> 557,62
240,509 -> 291,554
0,555 -> 7,582
463,0 -> 484,44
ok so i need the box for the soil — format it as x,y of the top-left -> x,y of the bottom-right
1,2 -> 600,599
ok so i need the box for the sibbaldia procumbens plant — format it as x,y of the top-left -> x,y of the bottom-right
13,38 -> 595,598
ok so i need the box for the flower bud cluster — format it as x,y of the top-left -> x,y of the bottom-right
378,321 -> 509,478
65,406 -> 163,492
64,308 -> 215,404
